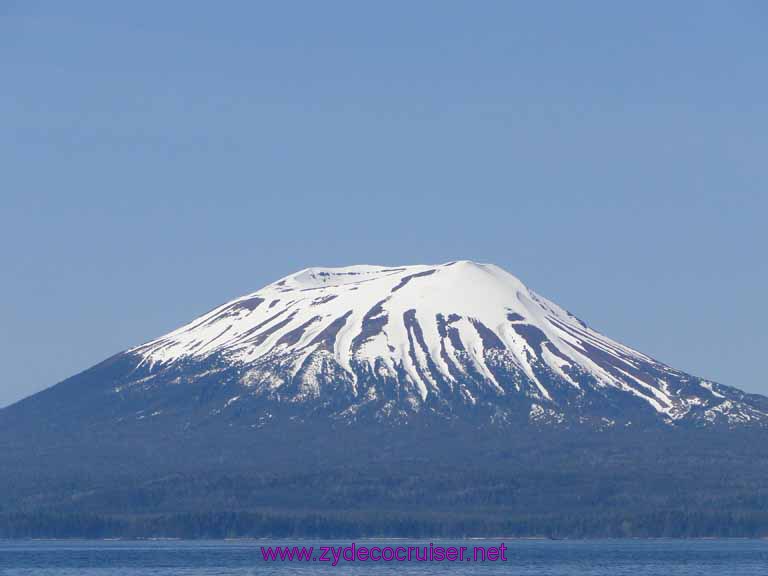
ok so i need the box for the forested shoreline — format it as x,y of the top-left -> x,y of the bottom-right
2,509 -> 768,539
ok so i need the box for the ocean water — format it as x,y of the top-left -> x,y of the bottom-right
0,539 -> 766,575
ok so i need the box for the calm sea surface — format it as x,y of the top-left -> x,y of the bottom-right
0,539 -> 766,575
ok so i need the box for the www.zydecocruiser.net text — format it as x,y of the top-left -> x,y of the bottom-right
261,543 -> 509,565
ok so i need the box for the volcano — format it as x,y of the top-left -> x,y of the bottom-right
2,261 -> 767,538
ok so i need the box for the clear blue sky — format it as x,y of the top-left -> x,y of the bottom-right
2,1 -> 766,407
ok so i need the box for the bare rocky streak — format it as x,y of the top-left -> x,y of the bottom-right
390,269 -> 437,293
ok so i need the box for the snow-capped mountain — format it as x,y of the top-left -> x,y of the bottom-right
122,261 -> 767,427
4,261 -> 768,539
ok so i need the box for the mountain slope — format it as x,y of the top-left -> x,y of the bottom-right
115,260 -> 765,428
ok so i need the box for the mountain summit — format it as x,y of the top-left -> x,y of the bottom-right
104,261 -> 764,428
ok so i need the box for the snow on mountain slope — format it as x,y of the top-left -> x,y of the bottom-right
129,261 -> 767,426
